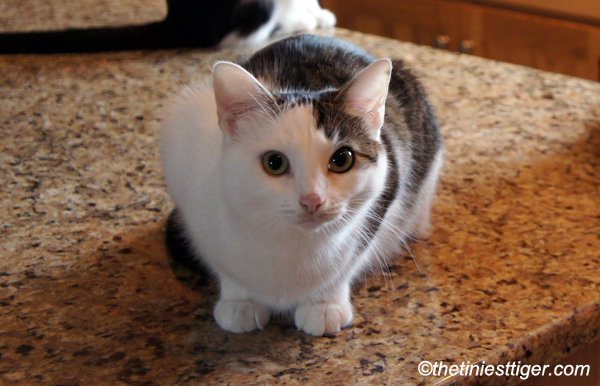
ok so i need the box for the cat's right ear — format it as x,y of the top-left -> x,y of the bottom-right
212,62 -> 276,139
337,59 -> 392,140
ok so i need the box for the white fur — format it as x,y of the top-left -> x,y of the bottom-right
161,62 -> 441,336
359,150 -> 443,278
219,0 -> 336,48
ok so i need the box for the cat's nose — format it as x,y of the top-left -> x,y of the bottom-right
300,194 -> 325,215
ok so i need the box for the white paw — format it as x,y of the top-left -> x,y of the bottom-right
214,299 -> 270,333
295,301 -> 353,336
314,9 -> 336,28
280,12 -> 318,34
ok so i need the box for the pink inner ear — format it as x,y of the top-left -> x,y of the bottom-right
221,113 -> 238,134
220,101 -> 258,134
213,61 -> 276,138
340,59 -> 392,136
345,96 -> 381,114
344,92 -> 387,137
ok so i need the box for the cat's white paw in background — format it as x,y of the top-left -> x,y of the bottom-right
214,299 -> 271,333
314,9 -> 336,28
295,301 -> 353,336
277,1 -> 337,35
278,12 -> 318,34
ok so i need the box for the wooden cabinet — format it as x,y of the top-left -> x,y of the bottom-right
321,0 -> 600,81
472,7 -> 600,81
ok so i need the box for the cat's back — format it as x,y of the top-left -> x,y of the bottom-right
242,34 -> 375,91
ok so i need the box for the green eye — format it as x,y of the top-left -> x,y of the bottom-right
262,151 -> 289,175
329,147 -> 355,173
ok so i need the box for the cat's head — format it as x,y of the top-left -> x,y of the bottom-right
212,59 -> 392,232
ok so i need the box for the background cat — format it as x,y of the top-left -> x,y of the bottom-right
0,0 -> 335,53
161,34 -> 442,336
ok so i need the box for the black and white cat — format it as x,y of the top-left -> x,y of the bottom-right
0,0 -> 335,53
161,34 -> 443,336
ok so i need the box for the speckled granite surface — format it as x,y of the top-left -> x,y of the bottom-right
1,26 -> 600,385
0,0 -> 166,32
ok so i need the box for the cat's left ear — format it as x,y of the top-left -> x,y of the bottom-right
213,61 -> 276,139
338,59 -> 392,139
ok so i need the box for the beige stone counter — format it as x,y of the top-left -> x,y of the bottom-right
0,0 -> 166,32
1,25 -> 599,385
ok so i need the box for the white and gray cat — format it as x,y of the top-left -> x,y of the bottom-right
161,34 -> 443,336
0,0 -> 335,53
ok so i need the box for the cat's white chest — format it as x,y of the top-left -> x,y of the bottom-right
195,208 -> 357,308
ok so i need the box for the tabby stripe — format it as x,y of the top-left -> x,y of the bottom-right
389,61 -> 442,197
356,130 -> 400,252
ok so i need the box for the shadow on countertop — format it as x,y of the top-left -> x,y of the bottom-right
0,222 -> 329,385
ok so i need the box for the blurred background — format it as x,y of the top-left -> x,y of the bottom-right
321,0 -> 600,81
1,0 -> 599,81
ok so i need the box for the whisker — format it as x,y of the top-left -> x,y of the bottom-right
364,211 -> 421,272
356,224 -> 395,292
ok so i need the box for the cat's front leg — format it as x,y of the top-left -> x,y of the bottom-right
213,275 -> 271,333
294,281 -> 353,336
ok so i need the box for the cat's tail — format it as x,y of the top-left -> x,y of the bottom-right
0,0 -> 231,54
0,0 -> 262,54
0,23 -> 178,54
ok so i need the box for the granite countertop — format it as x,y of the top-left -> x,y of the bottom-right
0,0 -> 166,32
1,7 -> 600,385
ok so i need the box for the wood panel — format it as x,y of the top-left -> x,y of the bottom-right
471,6 -> 600,80
321,0 -> 469,51
321,0 -> 600,80
470,0 -> 600,25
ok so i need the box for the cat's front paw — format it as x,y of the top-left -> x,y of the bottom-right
295,301 -> 353,336
214,299 -> 270,333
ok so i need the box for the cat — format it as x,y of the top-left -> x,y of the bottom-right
0,0 -> 335,53
161,34 -> 443,336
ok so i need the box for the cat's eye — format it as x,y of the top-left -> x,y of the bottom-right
328,147 -> 355,173
262,151 -> 289,175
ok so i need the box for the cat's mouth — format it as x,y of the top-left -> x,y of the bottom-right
297,211 -> 341,229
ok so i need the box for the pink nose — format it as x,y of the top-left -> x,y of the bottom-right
300,194 -> 325,215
